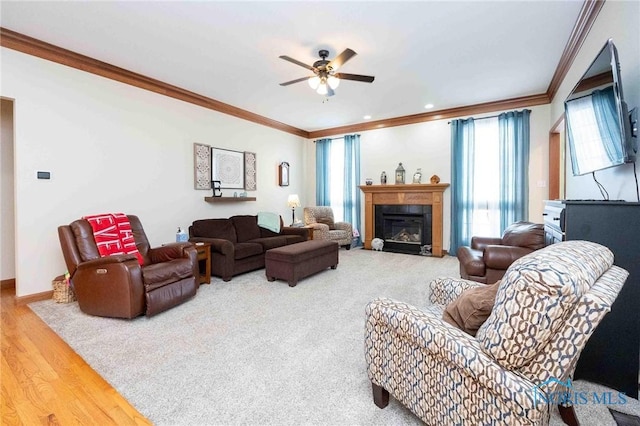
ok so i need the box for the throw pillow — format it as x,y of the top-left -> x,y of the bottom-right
442,280 -> 501,336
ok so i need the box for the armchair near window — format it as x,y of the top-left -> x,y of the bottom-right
457,221 -> 544,284
365,241 -> 627,425
58,215 -> 198,318
303,206 -> 352,249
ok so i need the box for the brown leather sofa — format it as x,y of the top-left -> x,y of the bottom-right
456,221 -> 545,284
189,215 -> 308,281
58,215 -> 198,318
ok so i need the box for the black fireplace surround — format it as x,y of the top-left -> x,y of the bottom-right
374,205 -> 432,255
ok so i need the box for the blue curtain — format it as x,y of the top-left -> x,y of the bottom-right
498,109 -> 531,231
315,138 -> 332,206
343,134 -> 362,246
592,87 -> 623,162
564,99 -> 582,175
450,118 -> 475,254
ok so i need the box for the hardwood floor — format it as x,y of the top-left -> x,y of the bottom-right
1,287 -> 150,425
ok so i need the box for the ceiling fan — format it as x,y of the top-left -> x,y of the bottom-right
279,48 -> 375,96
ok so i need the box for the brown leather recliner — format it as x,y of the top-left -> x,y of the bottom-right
58,215 -> 199,318
456,221 -> 545,284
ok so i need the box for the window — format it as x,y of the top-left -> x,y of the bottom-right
315,134 -> 361,243
450,110 -> 530,253
328,137 -> 345,220
471,117 -> 500,237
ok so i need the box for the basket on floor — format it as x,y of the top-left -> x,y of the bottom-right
52,275 -> 76,303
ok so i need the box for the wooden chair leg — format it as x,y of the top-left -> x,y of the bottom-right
372,383 -> 389,409
558,403 -> 579,426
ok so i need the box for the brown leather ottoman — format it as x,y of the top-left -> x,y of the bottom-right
265,240 -> 338,287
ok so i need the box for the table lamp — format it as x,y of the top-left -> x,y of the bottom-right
287,194 -> 301,225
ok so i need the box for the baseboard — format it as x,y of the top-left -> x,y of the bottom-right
15,290 -> 53,306
1,278 -> 54,305
1,278 -> 16,290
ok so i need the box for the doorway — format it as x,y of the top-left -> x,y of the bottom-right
549,114 -> 566,200
1,98 -> 16,288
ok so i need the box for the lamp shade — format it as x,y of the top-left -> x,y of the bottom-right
327,75 -> 340,89
308,76 -> 320,90
316,83 -> 328,95
287,194 -> 301,208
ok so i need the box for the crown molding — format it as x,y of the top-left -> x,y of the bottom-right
2,0 -> 600,141
546,0 -> 605,101
0,28 -> 310,139
307,93 -> 550,139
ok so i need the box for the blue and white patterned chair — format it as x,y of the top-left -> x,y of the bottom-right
365,240 -> 628,425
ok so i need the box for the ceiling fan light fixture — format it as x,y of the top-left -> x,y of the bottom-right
308,76 -> 321,90
279,48 -> 374,96
327,75 -> 340,90
316,82 -> 328,95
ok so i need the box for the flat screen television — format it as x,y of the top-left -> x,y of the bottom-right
565,39 -> 637,176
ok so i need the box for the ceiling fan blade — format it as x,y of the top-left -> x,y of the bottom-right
279,55 -> 315,71
328,48 -> 357,71
279,76 -> 313,86
335,73 -> 375,83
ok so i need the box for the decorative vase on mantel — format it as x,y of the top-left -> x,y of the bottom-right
380,171 -> 387,185
395,163 -> 405,184
413,168 -> 422,184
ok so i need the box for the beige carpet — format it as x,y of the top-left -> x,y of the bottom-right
29,248 -> 639,425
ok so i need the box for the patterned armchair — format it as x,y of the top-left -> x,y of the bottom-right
303,206 -> 352,249
365,241 -> 628,425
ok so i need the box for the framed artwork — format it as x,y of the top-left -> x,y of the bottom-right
193,143 -> 211,189
244,152 -> 257,190
278,162 -> 290,186
211,148 -> 245,189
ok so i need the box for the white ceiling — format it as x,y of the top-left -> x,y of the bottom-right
1,1 -> 584,132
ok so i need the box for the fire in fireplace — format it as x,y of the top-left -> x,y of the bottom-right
374,205 -> 432,255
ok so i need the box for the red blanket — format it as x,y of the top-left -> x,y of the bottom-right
83,213 -> 144,265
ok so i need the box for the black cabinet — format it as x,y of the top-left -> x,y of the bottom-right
543,200 -> 640,398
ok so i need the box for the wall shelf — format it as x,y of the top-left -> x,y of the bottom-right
204,196 -> 256,202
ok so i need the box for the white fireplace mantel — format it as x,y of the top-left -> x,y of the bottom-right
359,183 -> 450,257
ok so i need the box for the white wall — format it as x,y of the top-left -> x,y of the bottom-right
303,104 -> 551,251
1,48 -> 307,297
1,98 -> 16,280
551,1 -> 640,201
359,120 -> 454,249
302,1 -> 640,249
5,0 -> 637,296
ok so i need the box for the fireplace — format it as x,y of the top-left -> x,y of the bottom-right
375,205 -> 432,255
359,183 -> 449,257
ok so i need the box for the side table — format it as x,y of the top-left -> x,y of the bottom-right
194,242 -> 211,284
